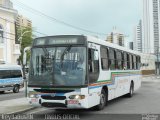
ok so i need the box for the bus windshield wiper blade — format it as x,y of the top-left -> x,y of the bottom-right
60,45 -> 72,67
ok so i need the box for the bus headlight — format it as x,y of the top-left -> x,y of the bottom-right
69,95 -> 85,100
29,94 -> 39,98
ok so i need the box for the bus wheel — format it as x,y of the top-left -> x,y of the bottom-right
127,82 -> 134,97
0,91 -> 5,94
13,85 -> 20,93
95,89 -> 107,110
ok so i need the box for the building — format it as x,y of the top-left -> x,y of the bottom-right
133,20 -> 142,52
129,42 -> 133,50
15,14 -> 32,44
0,0 -> 20,64
16,15 -> 32,28
140,53 -> 156,75
142,0 -> 160,54
106,27 -> 125,47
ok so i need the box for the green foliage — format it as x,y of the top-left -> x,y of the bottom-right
17,26 -> 33,65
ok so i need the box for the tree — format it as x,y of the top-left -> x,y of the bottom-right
16,26 -> 33,66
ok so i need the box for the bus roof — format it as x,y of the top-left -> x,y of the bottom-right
33,34 -> 155,57
86,35 -> 142,56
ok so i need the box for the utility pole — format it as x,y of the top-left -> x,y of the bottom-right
157,47 -> 159,75
23,46 -> 31,97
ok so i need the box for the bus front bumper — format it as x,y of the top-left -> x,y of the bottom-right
28,97 -> 88,109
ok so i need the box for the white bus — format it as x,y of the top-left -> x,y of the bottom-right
0,64 -> 24,93
27,35 -> 141,110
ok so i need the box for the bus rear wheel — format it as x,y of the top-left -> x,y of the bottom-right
95,89 -> 107,110
127,82 -> 134,97
13,85 -> 20,93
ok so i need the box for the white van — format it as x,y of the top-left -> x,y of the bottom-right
0,64 -> 24,93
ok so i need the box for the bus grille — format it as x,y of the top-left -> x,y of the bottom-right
41,95 -> 66,100
41,102 -> 66,108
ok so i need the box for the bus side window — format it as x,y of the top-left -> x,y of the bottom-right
100,47 -> 109,70
129,54 -> 133,69
116,50 -> 123,70
127,54 -> 130,69
108,48 -> 115,70
88,48 -> 99,83
137,56 -> 141,69
123,52 -> 127,70
133,55 -> 136,70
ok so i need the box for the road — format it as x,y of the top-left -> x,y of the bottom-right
0,88 -> 25,101
20,77 -> 160,120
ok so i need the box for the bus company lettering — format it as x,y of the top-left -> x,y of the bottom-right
119,79 -> 128,84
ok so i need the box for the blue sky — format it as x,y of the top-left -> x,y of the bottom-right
11,0 -> 142,41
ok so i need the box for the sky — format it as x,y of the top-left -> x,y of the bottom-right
11,0 -> 142,41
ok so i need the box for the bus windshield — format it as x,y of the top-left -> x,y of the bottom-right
29,46 -> 86,87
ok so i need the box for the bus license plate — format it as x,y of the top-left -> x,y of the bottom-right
67,100 -> 79,104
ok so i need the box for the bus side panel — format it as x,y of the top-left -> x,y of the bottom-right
97,71 -> 116,101
88,87 -> 101,108
107,85 -> 116,101
131,72 -> 142,92
114,76 -> 129,98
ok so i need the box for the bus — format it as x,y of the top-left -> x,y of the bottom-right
27,35 -> 141,110
0,64 -> 24,93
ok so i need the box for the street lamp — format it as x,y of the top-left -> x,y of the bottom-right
23,46 -> 31,97
18,30 -> 32,43
17,30 -> 32,97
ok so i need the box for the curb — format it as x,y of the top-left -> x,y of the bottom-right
142,74 -> 156,77
8,107 -> 37,114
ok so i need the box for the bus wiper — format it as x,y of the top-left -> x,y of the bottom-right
60,45 -> 72,68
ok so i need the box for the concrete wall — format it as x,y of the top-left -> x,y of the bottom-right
140,53 -> 156,75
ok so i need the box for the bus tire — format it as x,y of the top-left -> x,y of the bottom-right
13,85 -> 20,93
127,82 -> 134,97
0,91 -> 5,94
95,89 -> 107,110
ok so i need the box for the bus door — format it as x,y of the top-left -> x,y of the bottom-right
88,43 -> 100,107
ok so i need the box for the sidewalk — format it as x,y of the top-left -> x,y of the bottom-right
142,74 -> 160,78
142,74 -> 160,82
0,97 -> 34,114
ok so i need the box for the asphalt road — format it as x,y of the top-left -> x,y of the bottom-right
21,77 -> 160,120
0,88 -> 25,101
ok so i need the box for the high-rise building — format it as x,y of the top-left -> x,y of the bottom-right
133,20 -> 142,52
16,15 -> 32,28
142,0 -> 160,54
15,15 -> 32,44
106,27 -> 125,47
0,0 -> 20,64
129,42 -> 134,50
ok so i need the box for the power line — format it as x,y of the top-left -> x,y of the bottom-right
13,0 -> 107,36
0,16 -> 48,36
